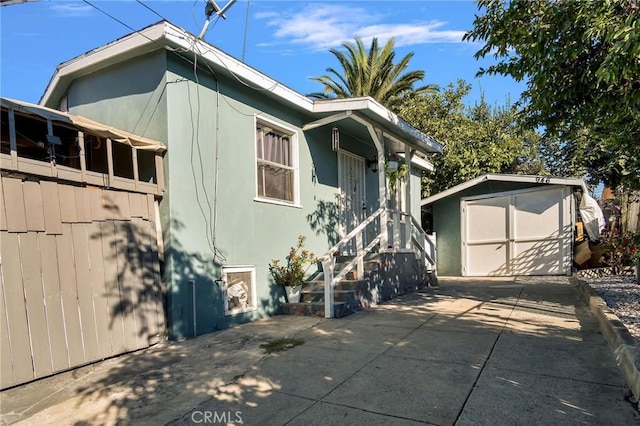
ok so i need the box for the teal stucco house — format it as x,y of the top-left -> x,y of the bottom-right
40,21 -> 442,339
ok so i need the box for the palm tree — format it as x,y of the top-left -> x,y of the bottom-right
309,37 -> 438,112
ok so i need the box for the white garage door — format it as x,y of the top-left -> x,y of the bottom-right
461,186 -> 572,276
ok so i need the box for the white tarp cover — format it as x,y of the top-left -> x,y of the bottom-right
580,191 -> 606,241
1,97 -> 166,153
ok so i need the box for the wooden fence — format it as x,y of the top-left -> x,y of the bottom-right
0,177 -> 165,389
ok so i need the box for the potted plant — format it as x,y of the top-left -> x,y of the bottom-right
385,153 -> 409,191
269,235 -> 316,303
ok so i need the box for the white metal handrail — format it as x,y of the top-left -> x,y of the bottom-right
410,214 -> 437,270
319,207 -> 385,318
318,206 -> 437,318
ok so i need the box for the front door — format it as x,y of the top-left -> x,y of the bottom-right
338,151 -> 366,254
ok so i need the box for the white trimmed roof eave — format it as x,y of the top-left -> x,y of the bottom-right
420,174 -> 586,206
40,21 -> 441,155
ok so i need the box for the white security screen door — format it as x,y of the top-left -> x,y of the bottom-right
462,187 -> 571,276
338,151 -> 366,254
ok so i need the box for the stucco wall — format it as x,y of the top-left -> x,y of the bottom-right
163,55 -> 391,338
67,50 -> 169,144
432,181 -> 553,276
62,48 -> 424,339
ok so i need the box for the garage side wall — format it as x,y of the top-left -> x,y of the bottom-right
433,181 -> 547,276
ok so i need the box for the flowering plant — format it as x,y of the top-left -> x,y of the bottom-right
618,231 -> 640,264
604,230 -> 640,273
268,235 -> 316,287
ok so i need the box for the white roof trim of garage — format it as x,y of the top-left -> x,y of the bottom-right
420,174 -> 586,206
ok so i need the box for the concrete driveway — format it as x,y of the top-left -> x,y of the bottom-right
2,277 -> 639,425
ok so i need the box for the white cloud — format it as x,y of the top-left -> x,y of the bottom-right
255,4 -> 467,52
49,3 -> 94,17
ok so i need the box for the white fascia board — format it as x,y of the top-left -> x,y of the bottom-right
39,19 -> 438,154
312,97 -> 374,113
41,24 -> 166,106
397,152 -> 434,171
162,24 -> 314,113
40,21 -> 314,112
420,173 -> 585,206
313,97 -> 442,154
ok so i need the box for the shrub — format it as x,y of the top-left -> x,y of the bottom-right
268,235 -> 316,287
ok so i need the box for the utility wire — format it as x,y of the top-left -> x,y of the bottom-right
135,0 -> 167,21
82,0 -> 189,55
81,0 -> 227,263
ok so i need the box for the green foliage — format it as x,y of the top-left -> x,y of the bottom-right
602,231 -> 640,273
385,154 -> 409,191
397,81 -> 545,196
464,0 -> 640,189
268,235 -> 316,287
309,37 -> 438,113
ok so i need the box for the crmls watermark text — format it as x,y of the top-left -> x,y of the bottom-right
191,410 -> 243,424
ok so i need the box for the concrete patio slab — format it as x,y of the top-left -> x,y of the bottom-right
3,276 -> 639,425
487,332 -> 625,386
171,384 -> 316,426
388,327 -> 498,367
322,354 -> 481,425
302,321 -> 413,354
287,401 -> 428,426
349,308 -> 436,329
419,311 -> 507,334
238,345 -> 379,400
456,367 -> 636,426
505,305 -> 605,342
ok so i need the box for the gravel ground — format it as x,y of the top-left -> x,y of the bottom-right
582,275 -> 640,345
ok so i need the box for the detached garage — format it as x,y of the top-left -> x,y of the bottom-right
421,174 -> 585,277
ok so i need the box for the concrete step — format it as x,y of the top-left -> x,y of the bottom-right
306,265 -> 382,282
304,279 -> 371,292
300,289 -> 356,305
281,302 -> 353,318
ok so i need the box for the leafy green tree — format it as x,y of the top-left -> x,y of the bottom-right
464,0 -> 640,189
398,81 -> 544,196
309,37 -> 438,112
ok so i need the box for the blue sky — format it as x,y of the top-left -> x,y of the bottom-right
1,0 -> 526,107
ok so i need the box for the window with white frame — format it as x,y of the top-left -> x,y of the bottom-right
256,121 -> 297,204
223,266 -> 257,315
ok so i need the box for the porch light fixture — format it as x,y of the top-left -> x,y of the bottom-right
331,127 -> 340,152
366,156 -> 378,173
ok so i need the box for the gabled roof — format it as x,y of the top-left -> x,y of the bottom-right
2,97 -> 166,152
40,20 -> 442,156
420,174 -> 586,206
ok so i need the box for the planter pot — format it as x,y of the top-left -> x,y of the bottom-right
285,285 -> 302,303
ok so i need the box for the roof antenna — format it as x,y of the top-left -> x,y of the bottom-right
197,0 -> 237,39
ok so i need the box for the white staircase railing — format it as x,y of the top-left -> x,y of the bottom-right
317,207 -> 437,318
410,215 -> 437,281
316,207 -> 384,318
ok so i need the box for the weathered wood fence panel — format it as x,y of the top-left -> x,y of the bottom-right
0,178 -> 165,389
